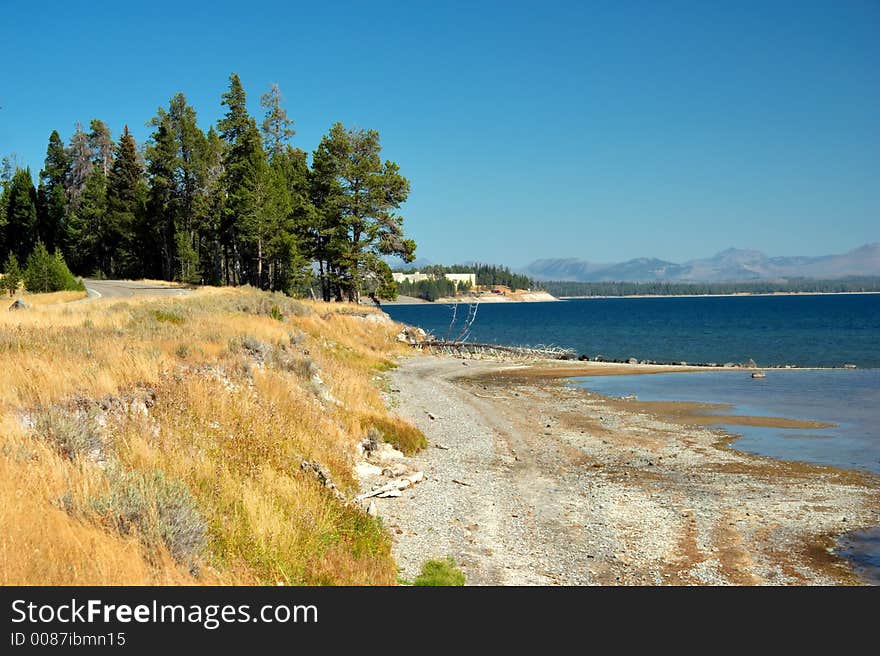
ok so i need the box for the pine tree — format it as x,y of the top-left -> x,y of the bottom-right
168,94 -> 209,283
3,168 -> 39,263
105,126 -> 146,276
88,120 -> 115,177
145,113 -> 178,279
269,146 -> 313,293
310,122 -> 415,302
65,168 -> 107,275
66,124 -> 93,209
23,241 -> 83,293
218,73 -> 266,286
0,157 -> 13,188
260,83 -> 295,160
196,127 -> 226,285
36,130 -> 70,253
2,252 -> 22,296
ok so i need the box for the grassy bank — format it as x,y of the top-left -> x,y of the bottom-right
0,287 -> 419,585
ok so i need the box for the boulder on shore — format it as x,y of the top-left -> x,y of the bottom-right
396,325 -> 428,344
8,298 -> 30,311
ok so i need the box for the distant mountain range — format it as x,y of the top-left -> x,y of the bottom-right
522,243 -> 880,283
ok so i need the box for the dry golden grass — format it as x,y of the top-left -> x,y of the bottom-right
134,279 -> 186,287
0,287 -> 414,585
4,290 -> 89,305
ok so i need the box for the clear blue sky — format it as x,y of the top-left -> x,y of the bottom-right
1,0 -> 877,266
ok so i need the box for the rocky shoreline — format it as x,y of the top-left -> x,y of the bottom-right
369,354 -> 880,585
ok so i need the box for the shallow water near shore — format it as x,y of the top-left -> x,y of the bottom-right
837,528 -> 880,585
572,368 -> 880,584
571,369 -> 880,474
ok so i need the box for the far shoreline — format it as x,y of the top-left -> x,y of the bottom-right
557,290 -> 880,300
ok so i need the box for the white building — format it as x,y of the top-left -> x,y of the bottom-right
392,272 -> 476,288
444,273 -> 476,288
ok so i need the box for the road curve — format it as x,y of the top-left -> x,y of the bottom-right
84,279 -> 192,299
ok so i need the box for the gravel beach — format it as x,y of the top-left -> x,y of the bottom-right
372,354 -> 880,585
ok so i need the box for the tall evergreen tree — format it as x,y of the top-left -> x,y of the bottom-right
196,127 -> 226,285
308,133 -> 345,301
144,95 -> 211,282
105,126 -> 146,276
217,73 -> 266,285
310,123 -> 415,301
0,157 -> 14,189
0,159 -> 10,254
270,146 -> 313,293
66,123 -> 93,209
36,130 -> 70,253
88,120 -> 115,176
145,113 -> 178,279
168,94 -> 208,283
66,167 -> 107,275
3,168 -> 39,262
260,83 -> 295,160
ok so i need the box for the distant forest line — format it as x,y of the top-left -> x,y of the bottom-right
540,277 -> 880,297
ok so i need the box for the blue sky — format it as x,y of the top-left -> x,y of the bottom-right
1,1 -> 877,266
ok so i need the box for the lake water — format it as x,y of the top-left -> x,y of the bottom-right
570,369 -> 880,475
384,294 -> 880,583
384,294 -> 880,368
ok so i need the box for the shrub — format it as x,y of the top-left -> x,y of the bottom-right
35,406 -> 106,461
151,309 -> 184,324
92,468 -> 207,570
413,557 -> 465,586
2,252 -> 22,296
368,416 -> 427,455
23,242 -> 85,293
233,292 -> 310,319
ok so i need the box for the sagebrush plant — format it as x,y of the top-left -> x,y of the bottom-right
0,286 -> 420,585
35,405 -> 106,461
90,468 -> 207,572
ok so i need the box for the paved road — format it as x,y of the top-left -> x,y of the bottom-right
84,279 -> 192,299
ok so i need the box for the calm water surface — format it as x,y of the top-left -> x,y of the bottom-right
384,294 -> 880,367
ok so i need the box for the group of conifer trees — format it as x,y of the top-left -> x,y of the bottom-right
0,73 -> 416,301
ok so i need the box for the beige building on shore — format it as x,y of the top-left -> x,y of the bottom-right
392,271 -> 476,288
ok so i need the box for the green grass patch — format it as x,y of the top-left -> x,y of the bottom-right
152,309 -> 185,324
413,557 -> 465,586
369,416 -> 427,455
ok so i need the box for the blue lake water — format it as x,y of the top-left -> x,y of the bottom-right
570,369 -> 880,475
384,294 -> 880,368
385,294 -> 880,583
